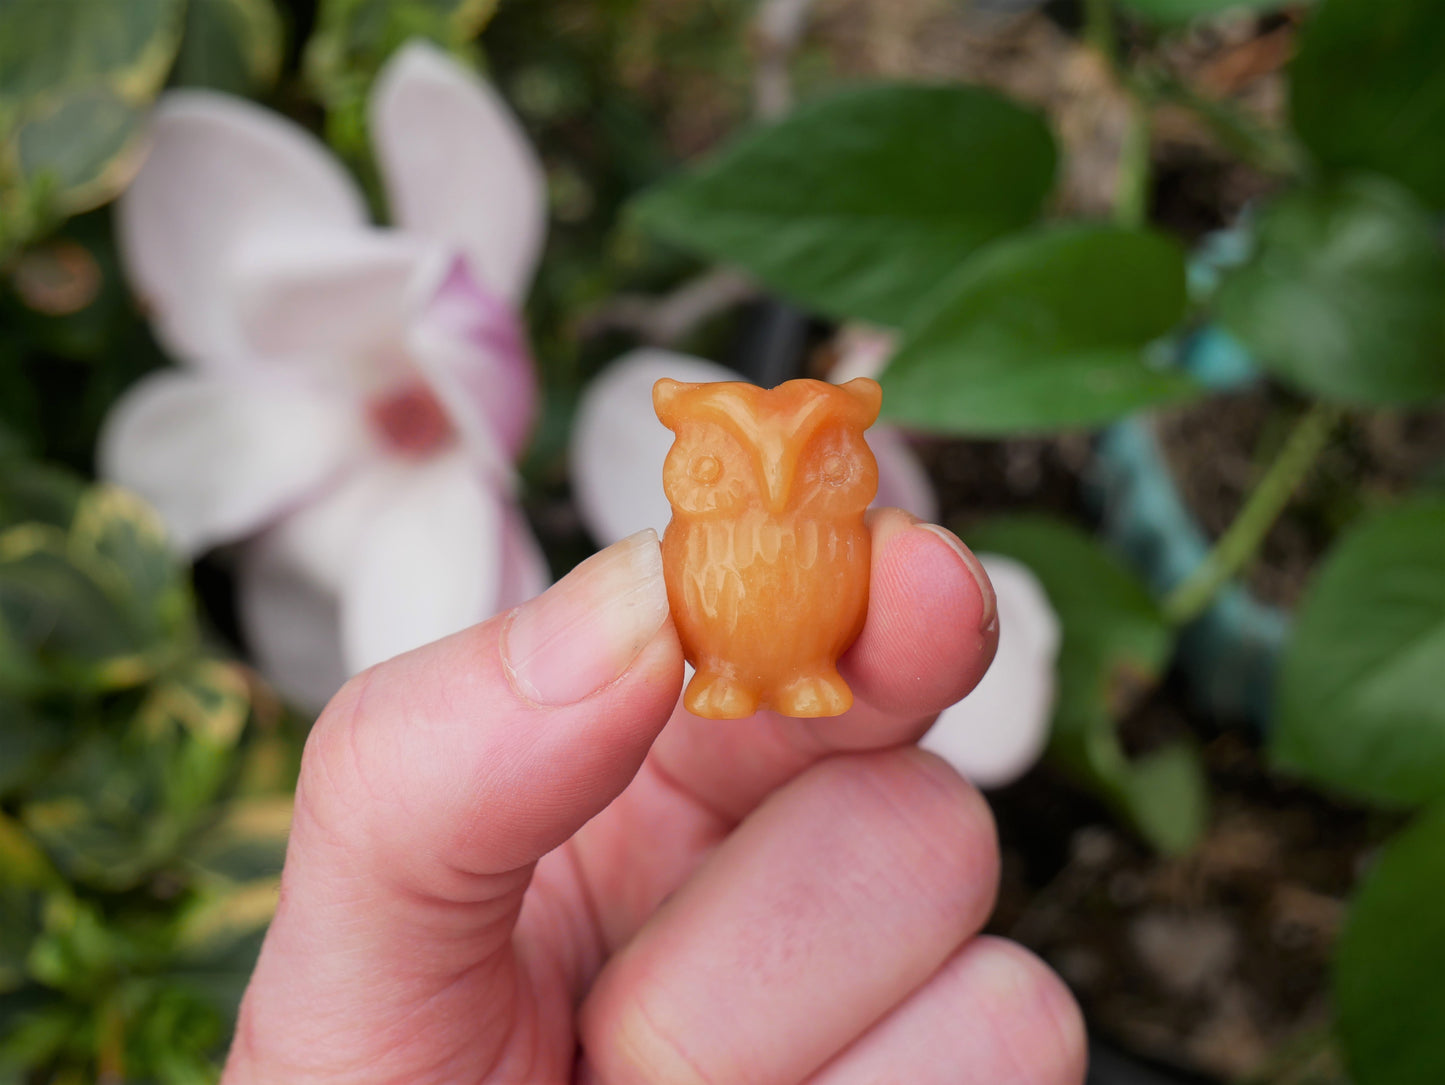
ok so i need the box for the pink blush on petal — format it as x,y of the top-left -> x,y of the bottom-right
368,380 -> 456,457
419,257 -> 538,459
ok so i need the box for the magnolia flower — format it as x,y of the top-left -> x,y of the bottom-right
571,343 -> 1060,788
102,42 -> 550,709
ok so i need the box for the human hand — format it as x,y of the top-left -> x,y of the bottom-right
223,509 -> 1086,1084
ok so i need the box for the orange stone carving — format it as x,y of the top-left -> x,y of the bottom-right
653,376 -> 881,719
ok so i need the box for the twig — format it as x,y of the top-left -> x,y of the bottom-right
576,269 -> 758,346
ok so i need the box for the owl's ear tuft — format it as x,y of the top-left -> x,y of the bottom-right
838,377 -> 883,428
653,378 -> 689,429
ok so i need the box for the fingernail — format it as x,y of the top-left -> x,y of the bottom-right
503,529 -> 670,705
918,524 -> 997,634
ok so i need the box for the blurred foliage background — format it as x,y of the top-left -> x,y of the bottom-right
2,0 -> 1444,1082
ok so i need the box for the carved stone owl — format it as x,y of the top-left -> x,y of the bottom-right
653,376 -> 882,719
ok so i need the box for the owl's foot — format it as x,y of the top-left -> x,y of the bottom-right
684,670 -> 759,719
773,670 -> 853,718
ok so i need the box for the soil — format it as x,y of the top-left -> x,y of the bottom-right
986,698 -> 1398,1083
1157,392 -> 1445,608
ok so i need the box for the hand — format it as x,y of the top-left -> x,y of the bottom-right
223,509 -> 1086,1084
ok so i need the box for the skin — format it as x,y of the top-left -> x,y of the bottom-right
223,509 -> 1087,1084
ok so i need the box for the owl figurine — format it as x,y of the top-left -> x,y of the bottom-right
653,376 -> 882,719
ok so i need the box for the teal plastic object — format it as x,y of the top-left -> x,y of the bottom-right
1092,410 -> 1288,726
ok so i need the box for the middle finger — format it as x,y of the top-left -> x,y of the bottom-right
579,747 -> 999,1085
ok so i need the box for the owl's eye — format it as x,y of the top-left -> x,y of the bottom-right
821,451 -> 853,486
689,455 -> 722,484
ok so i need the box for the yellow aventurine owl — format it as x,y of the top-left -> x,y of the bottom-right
653,376 -> 882,719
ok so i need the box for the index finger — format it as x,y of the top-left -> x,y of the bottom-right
648,507 -> 998,823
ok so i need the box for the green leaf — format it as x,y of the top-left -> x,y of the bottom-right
71,484 -> 193,643
634,83 -> 1057,327
0,0 -> 184,107
173,0 -> 285,95
0,459 -> 82,532
13,87 -> 147,215
23,660 -> 251,891
1271,501 -> 1445,807
1336,804 -> 1445,1085
0,989 -> 84,1079
0,813 -> 61,994
1291,0 -> 1445,209
1217,176 -> 1445,407
1117,0 -> 1296,20
967,516 -> 1205,854
880,225 -> 1200,435
0,527 -> 154,693
0,0 -> 184,249
0,483 -> 194,695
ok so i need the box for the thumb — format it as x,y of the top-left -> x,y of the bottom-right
225,530 -> 681,1083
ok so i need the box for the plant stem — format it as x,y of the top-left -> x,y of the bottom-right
1115,100 -> 1152,228
1144,71 -> 1303,179
1162,402 -> 1343,627
1083,0 -> 1119,68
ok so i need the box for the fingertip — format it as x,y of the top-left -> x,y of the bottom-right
846,520 -> 998,718
964,937 -> 1089,1085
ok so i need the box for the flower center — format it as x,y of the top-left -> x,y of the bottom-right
368,381 -> 454,458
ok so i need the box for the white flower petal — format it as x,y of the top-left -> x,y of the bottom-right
339,450 -> 507,672
920,554 -> 1061,789
119,91 -> 368,369
238,541 -> 349,712
570,349 -> 740,545
407,256 -> 537,469
868,425 -> 938,523
496,503 -> 551,610
231,229 -> 443,387
265,459 -> 406,595
369,41 -> 546,302
828,324 -> 897,384
99,371 -> 362,555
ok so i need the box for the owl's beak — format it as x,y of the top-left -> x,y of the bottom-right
763,460 -> 791,515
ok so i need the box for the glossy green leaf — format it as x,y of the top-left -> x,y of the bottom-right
881,225 -> 1200,435
967,516 -> 1204,854
13,88 -> 146,215
0,0 -> 183,249
1291,0 -> 1445,209
1336,805 -> 1445,1085
0,528 -> 151,693
1117,0 -> 1296,20
1217,176 -> 1445,406
0,0 -> 184,107
188,795 -> 293,886
70,484 -> 192,644
173,0 -> 285,95
1271,501 -> 1445,807
23,661 -> 251,890
0,485 -> 193,695
634,84 -> 1057,327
